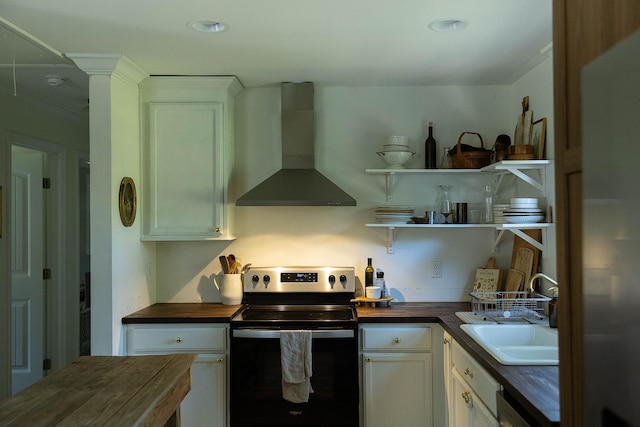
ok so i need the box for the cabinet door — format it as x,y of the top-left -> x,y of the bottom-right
443,332 -> 453,427
143,102 -> 226,240
450,369 -> 498,427
451,368 -> 472,427
181,353 -> 226,427
363,352 -> 432,427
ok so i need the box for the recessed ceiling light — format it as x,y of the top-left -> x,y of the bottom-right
44,75 -> 65,86
188,20 -> 227,33
428,19 -> 468,32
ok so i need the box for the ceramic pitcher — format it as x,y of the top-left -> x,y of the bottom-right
214,273 -> 243,305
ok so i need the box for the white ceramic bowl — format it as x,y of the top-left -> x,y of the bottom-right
510,198 -> 538,208
377,150 -> 415,168
511,204 -> 539,209
366,286 -> 382,299
383,144 -> 412,152
385,135 -> 409,146
504,215 -> 545,224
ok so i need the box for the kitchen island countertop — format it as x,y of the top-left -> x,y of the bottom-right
0,354 -> 196,426
122,302 -> 559,426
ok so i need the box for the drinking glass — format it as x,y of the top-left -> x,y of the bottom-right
436,185 -> 453,223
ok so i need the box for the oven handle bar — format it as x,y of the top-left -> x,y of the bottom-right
232,329 -> 355,339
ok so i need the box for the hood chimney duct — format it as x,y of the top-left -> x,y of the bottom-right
235,82 -> 356,206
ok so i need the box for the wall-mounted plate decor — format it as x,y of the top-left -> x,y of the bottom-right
118,177 -> 137,227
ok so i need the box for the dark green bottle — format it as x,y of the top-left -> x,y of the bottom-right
425,122 -> 437,169
365,258 -> 374,287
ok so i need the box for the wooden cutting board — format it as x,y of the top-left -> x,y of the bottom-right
510,229 -> 541,284
503,269 -> 525,308
513,247 -> 534,290
504,268 -> 525,292
473,257 -> 502,295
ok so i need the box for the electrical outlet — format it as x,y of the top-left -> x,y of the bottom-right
431,261 -> 442,278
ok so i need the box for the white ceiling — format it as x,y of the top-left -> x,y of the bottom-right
0,0 -> 552,117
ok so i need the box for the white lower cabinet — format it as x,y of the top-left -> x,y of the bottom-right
125,324 -> 228,427
446,336 -> 500,427
360,324 -> 444,427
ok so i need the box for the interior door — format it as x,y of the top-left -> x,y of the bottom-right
11,147 -> 46,394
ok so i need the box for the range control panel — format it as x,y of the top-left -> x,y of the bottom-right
243,267 -> 355,293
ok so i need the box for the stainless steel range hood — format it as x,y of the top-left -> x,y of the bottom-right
236,82 -> 356,207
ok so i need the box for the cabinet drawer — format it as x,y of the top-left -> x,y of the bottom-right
451,338 -> 500,416
361,326 -> 432,351
126,324 -> 227,353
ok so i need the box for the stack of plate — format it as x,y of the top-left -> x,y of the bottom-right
492,203 -> 511,224
504,198 -> 545,224
374,206 -> 414,224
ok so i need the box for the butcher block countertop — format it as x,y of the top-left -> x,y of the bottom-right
122,302 -> 559,426
0,354 -> 197,427
122,303 -> 243,323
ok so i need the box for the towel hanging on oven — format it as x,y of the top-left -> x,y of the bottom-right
280,330 -> 314,403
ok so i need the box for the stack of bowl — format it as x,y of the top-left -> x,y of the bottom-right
377,135 -> 415,168
504,198 -> 545,224
374,206 -> 414,224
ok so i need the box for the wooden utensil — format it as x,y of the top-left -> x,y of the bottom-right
219,255 -> 230,274
227,254 -> 238,274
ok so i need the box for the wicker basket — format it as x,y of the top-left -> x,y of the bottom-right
448,132 -> 492,169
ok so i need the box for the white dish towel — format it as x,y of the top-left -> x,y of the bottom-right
280,330 -> 313,403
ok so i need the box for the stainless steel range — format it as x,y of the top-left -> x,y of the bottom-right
230,266 -> 359,427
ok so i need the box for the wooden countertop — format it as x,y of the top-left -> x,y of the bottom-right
0,354 -> 197,426
122,302 -> 559,426
122,303 -> 243,323
355,301 -> 470,322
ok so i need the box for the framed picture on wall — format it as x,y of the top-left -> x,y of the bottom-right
118,177 -> 137,227
530,118 -> 547,159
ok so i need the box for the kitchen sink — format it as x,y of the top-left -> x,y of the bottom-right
460,324 -> 559,365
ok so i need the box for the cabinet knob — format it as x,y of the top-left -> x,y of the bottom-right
175,337 -> 183,343
366,357 -> 372,363
217,358 -> 224,363
443,337 -> 450,344
394,337 -> 401,344
464,367 -> 474,378
215,227 -> 221,233
462,391 -> 471,404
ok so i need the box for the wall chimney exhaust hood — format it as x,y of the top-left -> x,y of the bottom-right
236,82 -> 356,206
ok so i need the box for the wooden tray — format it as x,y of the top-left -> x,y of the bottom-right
351,296 -> 393,307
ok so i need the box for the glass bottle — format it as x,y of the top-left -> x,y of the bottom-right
440,147 -> 450,169
436,185 -> 453,223
425,122 -> 437,169
365,258 -> 374,287
374,270 -> 386,296
484,185 -> 494,223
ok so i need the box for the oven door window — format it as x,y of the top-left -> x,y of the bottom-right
231,332 -> 358,427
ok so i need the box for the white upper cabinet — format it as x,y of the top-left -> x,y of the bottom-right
140,77 -> 243,240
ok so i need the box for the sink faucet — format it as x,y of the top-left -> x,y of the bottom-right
528,273 -> 559,328
528,273 -> 558,292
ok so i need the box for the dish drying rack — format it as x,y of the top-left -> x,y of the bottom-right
469,291 -> 551,323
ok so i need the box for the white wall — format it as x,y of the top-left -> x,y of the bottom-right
154,56 -> 555,303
